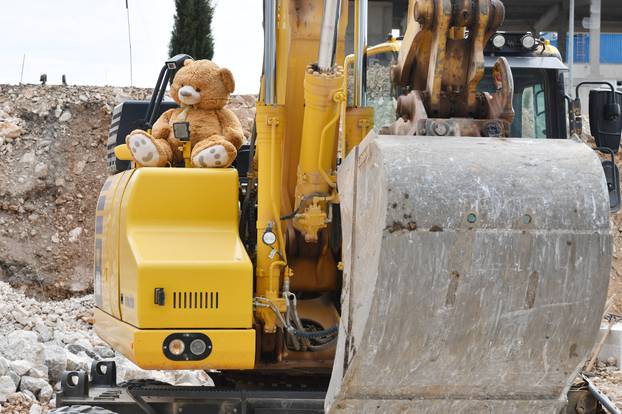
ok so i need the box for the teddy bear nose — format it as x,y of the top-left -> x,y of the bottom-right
180,89 -> 192,97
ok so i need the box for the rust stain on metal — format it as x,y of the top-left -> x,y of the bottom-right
446,271 -> 461,307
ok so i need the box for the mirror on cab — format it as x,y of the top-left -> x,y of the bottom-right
570,82 -> 622,152
569,82 -> 622,212
590,87 -> 622,151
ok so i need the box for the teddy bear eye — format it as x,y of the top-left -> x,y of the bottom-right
196,88 -> 201,92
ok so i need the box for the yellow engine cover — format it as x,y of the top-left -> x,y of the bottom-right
94,167 -> 255,369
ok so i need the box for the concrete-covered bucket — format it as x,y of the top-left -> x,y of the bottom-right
327,135 -> 612,413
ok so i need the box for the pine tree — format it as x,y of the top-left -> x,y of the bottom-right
169,0 -> 215,60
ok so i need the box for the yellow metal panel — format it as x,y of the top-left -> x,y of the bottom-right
117,167 -> 253,329
95,309 -> 255,370
95,171 -> 133,318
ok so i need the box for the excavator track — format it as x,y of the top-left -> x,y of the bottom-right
327,134 -> 612,413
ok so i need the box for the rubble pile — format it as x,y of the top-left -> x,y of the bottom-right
0,281 -> 212,414
0,84 -> 255,300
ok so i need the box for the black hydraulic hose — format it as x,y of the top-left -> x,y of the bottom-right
293,326 -> 338,338
280,192 -> 328,220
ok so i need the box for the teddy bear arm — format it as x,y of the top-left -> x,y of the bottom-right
218,108 -> 245,149
151,109 -> 174,140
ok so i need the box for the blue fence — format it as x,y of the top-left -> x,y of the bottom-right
544,33 -> 622,64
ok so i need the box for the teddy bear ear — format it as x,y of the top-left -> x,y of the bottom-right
219,68 -> 235,94
183,59 -> 194,67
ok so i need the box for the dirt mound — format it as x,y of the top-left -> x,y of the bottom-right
0,84 -> 255,300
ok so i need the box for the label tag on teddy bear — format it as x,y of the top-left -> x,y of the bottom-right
173,122 -> 191,142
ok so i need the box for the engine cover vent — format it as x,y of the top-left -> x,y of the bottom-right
173,291 -> 219,309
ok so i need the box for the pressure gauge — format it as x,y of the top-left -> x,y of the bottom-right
262,228 -> 277,246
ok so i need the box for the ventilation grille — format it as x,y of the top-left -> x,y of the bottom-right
172,291 -> 219,309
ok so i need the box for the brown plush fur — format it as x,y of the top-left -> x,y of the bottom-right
126,59 -> 244,168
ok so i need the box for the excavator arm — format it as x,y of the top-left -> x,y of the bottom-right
326,0 -> 612,412
389,0 -> 514,137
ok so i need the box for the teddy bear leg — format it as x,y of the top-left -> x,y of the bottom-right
126,130 -> 172,167
191,138 -> 237,168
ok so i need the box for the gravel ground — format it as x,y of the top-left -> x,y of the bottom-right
0,281 -> 212,414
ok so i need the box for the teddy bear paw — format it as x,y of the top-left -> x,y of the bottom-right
128,133 -> 161,167
193,145 -> 230,168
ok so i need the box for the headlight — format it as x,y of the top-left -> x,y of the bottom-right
189,339 -> 208,356
492,34 -> 506,49
163,333 -> 213,361
168,339 -> 185,356
521,34 -> 536,49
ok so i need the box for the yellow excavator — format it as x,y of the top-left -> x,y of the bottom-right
54,0 -> 622,413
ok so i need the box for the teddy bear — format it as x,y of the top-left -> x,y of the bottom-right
126,59 -> 245,168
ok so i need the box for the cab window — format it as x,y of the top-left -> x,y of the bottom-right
480,68 -> 549,138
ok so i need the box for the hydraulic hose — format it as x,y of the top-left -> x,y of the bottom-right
293,326 -> 339,338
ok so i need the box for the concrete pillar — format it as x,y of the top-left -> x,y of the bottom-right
589,0 -> 601,79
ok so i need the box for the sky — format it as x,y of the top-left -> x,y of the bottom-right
0,0 -> 264,94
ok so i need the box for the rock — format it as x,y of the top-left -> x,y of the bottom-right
73,160 -> 86,174
68,226 -> 83,242
11,307 -> 30,325
6,370 -> 20,387
93,346 -> 115,359
67,343 -> 97,360
34,321 -> 53,342
0,120 -> 23,140
0,375 -> 17,403
3,330 -> 44,365
19,376 -> 49,395
22,388 -> 37,401
173,371 -> 211,386
43,344 -> 66,384
51,233 -> 60,243
66,351 -> 91,372
28,365 -> 48,380
29,403 -> 43,414
58,111 -> 72,122
74,338 -> 93,352
6,391 -> 27,404
34,162 -> 48,178
20,151 -> 35,164
38,383 -> 53,403
9,359 -> 32,376
0,356 -> 9,375
607,356 -> 618,367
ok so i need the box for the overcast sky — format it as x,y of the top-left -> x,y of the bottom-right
0,0 -> 264,94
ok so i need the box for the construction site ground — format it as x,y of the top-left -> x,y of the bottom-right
0,83 -> 621,412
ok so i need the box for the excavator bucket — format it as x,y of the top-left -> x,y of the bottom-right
327,134 -> 612,413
